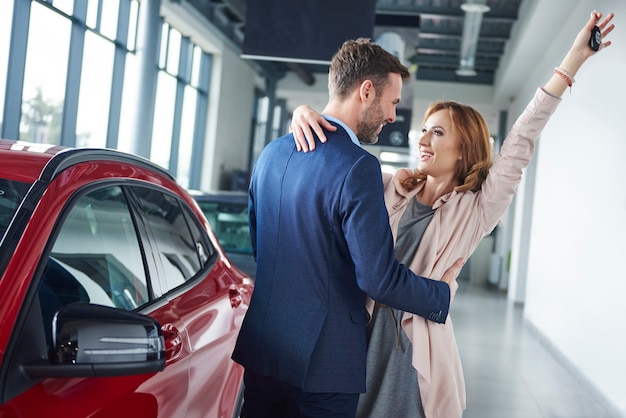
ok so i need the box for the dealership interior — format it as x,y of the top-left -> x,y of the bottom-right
2,0 -> 625,417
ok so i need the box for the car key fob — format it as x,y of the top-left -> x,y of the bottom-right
590,25 -> 602,51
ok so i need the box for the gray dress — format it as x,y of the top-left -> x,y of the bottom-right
356,196 -> 435,418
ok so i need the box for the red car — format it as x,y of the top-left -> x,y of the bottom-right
0,139 -> 253,417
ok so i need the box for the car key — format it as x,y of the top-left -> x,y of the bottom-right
590,25 -> 602,51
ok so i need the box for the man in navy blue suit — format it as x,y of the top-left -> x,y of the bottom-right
232,38 -> 464,418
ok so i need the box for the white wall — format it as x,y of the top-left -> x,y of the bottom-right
203,46 -> 256,190
504,0 -> 626,414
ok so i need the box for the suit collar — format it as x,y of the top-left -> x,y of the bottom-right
322,114 -> 360,147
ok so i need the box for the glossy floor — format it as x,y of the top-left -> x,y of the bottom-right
451,285 -> 617,418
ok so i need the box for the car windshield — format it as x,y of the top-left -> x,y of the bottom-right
0,178 -> 31,241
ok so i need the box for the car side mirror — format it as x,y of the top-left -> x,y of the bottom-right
23,303 -> 165,378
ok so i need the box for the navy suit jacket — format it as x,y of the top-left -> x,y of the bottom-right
232,123 -> 450,394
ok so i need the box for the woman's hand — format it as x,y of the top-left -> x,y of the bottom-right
545,11 -> 615,97
290,105 -> 336,152
440,258 -> 465,301
571,11 -> 614,59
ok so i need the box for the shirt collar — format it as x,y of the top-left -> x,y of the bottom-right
322,114 -> 360,147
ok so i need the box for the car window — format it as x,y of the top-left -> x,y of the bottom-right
196,200 -> 252,255
0,178 -> 31,241
133,187 -> 213,293
37,185 -> 149,346
181,205 -> 213,267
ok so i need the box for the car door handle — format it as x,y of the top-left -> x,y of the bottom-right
229,285 -> 244,309
229,279 -> 253,309
160,323 -> 183,361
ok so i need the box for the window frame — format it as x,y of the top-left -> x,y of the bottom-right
124,183 -> 218,297
38,182 -> 156,308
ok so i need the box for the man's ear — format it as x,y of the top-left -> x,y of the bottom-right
359,80 -> 374,103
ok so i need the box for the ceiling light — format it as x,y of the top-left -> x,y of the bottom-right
376,32 -> 406,64
460,3 -> 491,13
457,2 -> 491,77
456,68 -> 477,77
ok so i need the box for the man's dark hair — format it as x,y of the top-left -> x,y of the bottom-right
328,38 -> 410,99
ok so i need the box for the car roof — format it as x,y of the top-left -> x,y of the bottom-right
0,140 -> 65,183
0,139 -> 174,184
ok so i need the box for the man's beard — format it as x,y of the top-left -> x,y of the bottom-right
356,98 -> 384,145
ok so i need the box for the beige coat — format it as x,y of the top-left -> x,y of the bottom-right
375,87 -> 561,417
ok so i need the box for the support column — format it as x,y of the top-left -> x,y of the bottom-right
130,0 -> 161,157
2,0 -> 30,140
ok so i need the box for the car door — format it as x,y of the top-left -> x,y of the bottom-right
130,186 -> 249,418
0,180 -> 192,417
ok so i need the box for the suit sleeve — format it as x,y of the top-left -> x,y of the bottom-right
340,154 -> 451,323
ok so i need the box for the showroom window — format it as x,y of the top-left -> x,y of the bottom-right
250,91 -> 286,168
151,22 -> 211,189
8,0 -> 139,146
19,3 -> 71,144
2,0 -> 214,191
